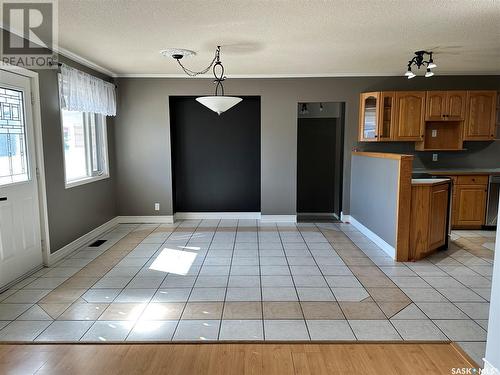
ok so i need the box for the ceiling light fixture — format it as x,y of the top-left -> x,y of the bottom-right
425,68 -> 434,78
404,50 -> 437,79
163,45 -> 241,115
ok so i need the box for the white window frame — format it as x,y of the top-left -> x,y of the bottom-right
59,110 -> 109,189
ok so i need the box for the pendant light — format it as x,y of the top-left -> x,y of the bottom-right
162,46 -> 242,115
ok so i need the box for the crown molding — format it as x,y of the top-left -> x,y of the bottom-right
56,46 -> 117,77
114,71 -> 500,78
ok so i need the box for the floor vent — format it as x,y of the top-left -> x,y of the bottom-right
89,239 -> 107,247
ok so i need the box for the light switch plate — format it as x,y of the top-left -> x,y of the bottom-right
154,203 -> 160,211
432,153 -> 438,162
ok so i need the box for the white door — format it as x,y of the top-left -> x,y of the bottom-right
0,69 -> 42,290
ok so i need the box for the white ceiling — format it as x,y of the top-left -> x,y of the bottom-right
58,0 -> 500,77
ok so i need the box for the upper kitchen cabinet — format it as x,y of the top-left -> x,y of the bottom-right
394,91 -> 425,141
463,91 -> 497,140
358,92 -> 380,141
425,91 -> 466,121
358,91 -> 396,142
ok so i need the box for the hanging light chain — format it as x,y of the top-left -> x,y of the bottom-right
175,46 -> 220,77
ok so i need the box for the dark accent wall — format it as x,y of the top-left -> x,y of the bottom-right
170,96 -> 261,212
114,76 -> 500,216
297,118 -> 338,214
35,54 -> 117,253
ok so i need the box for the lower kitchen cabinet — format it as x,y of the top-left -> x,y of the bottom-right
409,181 -> 450,260
453,184 -> 488,228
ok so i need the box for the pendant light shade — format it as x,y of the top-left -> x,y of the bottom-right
164,46 -> 242,115
196,96 -> 242,115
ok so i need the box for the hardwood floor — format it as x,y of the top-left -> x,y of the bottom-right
0,343 -> 477,374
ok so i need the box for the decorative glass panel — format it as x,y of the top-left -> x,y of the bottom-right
0,87 -> 29,186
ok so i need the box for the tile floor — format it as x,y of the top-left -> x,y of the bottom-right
0,220 -> 494,364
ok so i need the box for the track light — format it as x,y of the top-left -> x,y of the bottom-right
404,66 -> 414,77
319,103 -> 324,112
404,51 -> 437,78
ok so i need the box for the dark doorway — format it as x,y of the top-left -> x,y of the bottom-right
170,96 -> 261,212
296,102 -> 344,221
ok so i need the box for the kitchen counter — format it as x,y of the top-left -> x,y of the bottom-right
412,178 -> 451,185
413,168 -> 500,176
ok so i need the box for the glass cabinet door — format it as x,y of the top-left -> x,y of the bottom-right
359,92 -> 379,141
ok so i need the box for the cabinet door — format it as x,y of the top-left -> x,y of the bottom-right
378,91 -> 395,141
454,185 -> 487,227
464,91 -> 496,140
395,92 -> 425,141
446,91 -> 466,120
359,92 -> 380,142
426,91 -> 447,120
428,184 -> 449,250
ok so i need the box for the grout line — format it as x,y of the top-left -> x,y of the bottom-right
277,222 -> 311,341
218,218 -> 233,340
31,224 -> 140,342
170,219 -> 210,341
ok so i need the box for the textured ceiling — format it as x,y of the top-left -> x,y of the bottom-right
58,0 -> 500,77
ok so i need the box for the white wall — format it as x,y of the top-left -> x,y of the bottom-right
485,193 -> 500,372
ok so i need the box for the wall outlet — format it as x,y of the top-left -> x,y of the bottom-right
432,153 -> 438,162
154,203 -> 160,211
431,129 -> 437,138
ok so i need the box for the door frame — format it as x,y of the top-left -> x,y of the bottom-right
1,64 -> 50,265
296,102 -> 345,220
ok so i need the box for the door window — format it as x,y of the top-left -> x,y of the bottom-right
0,87 -> 29,186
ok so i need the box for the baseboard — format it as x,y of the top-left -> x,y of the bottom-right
260,215 -> 297,222
47,217 -> 119,266
174,212 -> 261,220
116,215 -> 175,224
348,216 -> 396,258
340,213 -> 351,222
483,359 -> 500,375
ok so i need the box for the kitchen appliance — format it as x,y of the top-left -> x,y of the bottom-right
486,175 -> 500,228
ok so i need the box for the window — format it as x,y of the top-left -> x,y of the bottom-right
61,109 -> 108,187
0,87 -> 29,186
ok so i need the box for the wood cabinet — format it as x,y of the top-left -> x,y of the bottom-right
394,91 -> 425,141
463,91 -> 497,140
425,91 -> 466,121
449,175 -> 488,229
359,92 -> 379,142
358,90 -> 497,147
358,92 -> 396,142
409,181 -> 450,260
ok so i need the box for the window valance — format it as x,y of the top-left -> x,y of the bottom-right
59,64 -> 116,116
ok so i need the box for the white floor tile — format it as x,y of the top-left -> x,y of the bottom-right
173,320 -> 220,341
81,321 -> 134,342
306,320 -> 355,340
219,320 -> 263,340
126,320 -> 177,341
349,320 -> 401,341
35,321 -> 93,341
0,321 -> 51,341
264,320 -> 309,340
